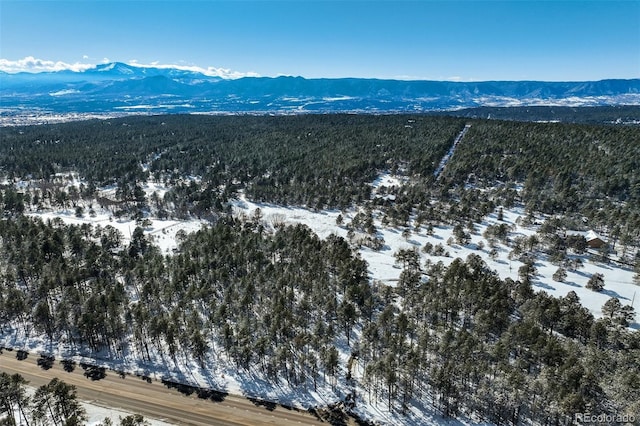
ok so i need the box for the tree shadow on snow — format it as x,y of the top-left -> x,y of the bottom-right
533,280 -> 555,291
600,288 -> 629,301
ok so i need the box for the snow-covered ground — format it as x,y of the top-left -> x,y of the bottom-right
370,172 -> 407,189
24,175 -> 205,255
4,173 -> 639,425
232,195 -> 639,328
1,331 -> 484,426
3,386 -> 173,426
29,208 -> 204,255
81,402 -> 172,426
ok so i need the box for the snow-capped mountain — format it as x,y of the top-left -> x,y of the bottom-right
1,62 -> 639,115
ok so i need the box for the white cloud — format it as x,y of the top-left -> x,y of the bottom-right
0,56 -> 260,79
125,60 -> 260,79
0,56 -> 94,73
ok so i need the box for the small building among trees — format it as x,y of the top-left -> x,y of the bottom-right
586,230 -> 607,249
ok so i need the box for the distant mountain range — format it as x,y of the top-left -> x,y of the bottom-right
1,62 -> 639,116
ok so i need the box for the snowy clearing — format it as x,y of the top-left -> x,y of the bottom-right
28,209 -> 205,255
231,195 -> 639,328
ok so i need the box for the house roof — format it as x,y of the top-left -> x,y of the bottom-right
586,230 -> 606,242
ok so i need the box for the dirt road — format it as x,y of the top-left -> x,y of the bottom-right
0,349 -> 326,426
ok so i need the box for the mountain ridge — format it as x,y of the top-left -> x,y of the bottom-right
2,62 -> 639,115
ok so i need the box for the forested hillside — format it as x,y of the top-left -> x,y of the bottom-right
1,114 -> 638,230
438,105 -> 640,124
441,119 -> 640,230
0,114 -> 461,210
1,113 -> 639,425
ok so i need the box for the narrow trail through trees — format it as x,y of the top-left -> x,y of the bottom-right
434,124 -> 472,180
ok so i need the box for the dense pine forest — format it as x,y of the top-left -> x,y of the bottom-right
438,105 -> 640,125
0,114 -> 462,210
1,114 -> 639,425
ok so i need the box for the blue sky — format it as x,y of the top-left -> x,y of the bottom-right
1,0 -> 639,81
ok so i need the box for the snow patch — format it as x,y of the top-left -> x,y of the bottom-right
49,89 -> 81,96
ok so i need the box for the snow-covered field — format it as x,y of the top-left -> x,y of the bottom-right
29,208 -> 204,255
232,190 -> 639,328
25,176 -> 204,255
